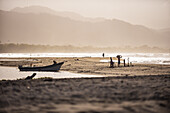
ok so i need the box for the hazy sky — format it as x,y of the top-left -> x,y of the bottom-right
0,0 -> 170,29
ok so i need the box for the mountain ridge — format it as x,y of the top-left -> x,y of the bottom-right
11,6 -> 106,23
0,6 -> 169,48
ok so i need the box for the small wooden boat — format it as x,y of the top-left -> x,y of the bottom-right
18,61 -> 64,72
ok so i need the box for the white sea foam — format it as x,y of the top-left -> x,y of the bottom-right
0,53 -> 170,64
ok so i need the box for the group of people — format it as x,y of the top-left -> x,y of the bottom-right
102,53 -> 130,68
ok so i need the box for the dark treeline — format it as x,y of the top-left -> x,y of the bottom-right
0,43 -> 169,53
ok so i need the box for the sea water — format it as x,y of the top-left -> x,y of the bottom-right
0,66 -> 103,80
0,53 -> 170,64
0,53 -> 170,80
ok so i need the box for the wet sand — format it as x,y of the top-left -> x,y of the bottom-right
0,57 -> 170,76
0,57 -> 170,113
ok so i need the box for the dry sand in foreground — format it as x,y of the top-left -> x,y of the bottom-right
0,75 -> 170,113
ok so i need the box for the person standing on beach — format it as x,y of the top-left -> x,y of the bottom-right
116,55 -> 122,67
102,53 -> 105,57
110,57 -> 114,68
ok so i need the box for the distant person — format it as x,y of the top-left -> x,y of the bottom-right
53,60 -> 57,64
116,55 -> 122,67
123,59 -> 126,67
110,57 -> 114,68
102,53 -> 105,57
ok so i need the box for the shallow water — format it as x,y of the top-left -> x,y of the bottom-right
0,53 -> 170,64
0,66 -> 103,80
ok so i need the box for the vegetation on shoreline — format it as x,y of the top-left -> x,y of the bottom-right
0,43 -> 169,53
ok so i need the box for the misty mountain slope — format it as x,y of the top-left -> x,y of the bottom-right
11,6 -> 106,23
158,28 -> 170,38
0,9 -> 169,48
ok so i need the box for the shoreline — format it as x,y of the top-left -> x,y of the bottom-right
1,73 -> 170,81
0,57 -> 170,112
0,57 -> 170,77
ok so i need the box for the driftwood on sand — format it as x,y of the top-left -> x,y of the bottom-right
25,73 -> 36,80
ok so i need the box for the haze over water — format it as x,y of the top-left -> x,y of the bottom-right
0,53 -> 170,65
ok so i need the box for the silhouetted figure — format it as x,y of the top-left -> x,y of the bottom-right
25,73 -> 36,80
53,60 -> 57,64
102,53 -> 105,57
116,55 -> 122,67
127,57 -> 130,67
123,59 -> 126,67
110,57 -> 114,68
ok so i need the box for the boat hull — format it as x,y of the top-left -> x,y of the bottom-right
18,62 -> 64,72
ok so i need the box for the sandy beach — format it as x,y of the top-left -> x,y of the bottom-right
0,57 -> 170,76
1,0 -> 170,112
0,57 -> 170,113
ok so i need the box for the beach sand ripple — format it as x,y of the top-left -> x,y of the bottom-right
0,75 -> 170,113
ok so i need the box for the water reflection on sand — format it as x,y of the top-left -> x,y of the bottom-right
0,66 -> 103,80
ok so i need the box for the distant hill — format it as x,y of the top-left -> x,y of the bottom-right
0,6 -> 169,48
11,6 -> 106,22
0,43 -> 168,53
158,28 -> 170,36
